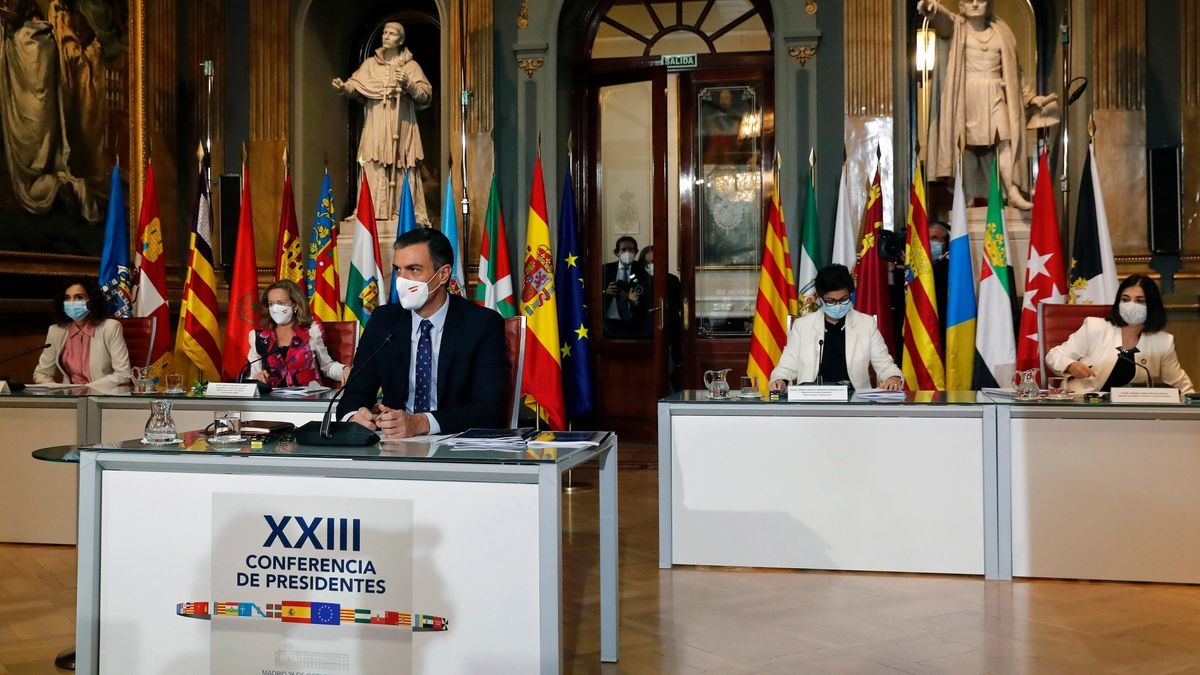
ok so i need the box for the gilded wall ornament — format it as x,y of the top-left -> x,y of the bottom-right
517,57 -> 544,79
518,0 -> 529,29
788,46 -> 817,67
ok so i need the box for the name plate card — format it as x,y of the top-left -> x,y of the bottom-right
786,384 -> 850,402
204,382 -> 260,399
1110,387 -> 1182,405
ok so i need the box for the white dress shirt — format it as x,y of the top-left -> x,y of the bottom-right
406,296 -> 450,433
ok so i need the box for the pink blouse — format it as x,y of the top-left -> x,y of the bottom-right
61,322 -> 95,384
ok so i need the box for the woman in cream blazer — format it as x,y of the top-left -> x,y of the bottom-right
33,277 -> 132,388
1045,275 -> 1193,394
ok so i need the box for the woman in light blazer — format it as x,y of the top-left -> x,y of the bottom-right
34,276 -> 132,387
1046,274 -> 1193,394
769,264 -> 904,392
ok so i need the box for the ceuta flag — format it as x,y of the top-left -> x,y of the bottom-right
133,162 -> 170,374
746,161 -> 798,394
274,170 -> 303,284
901,161 -> 945,390
1016,151 -> 1068,377
855,168 -> 896,360
475,175 -> 516,317
221,162 -> 260,381
519,151 -> 565,429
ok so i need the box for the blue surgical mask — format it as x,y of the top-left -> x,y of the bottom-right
822,301 -> 852,321
930,240 -> 946,260
64,300 -> 89,321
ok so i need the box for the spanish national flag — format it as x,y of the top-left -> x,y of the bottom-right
519,151 -> 566,429
281,601 -> 312,623
746,159 -> 798,394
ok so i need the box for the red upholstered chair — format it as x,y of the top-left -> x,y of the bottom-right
116,316 -> 156,368
1038,303 -> 1111,383
319,321 -> 359,388
504,316 -> 527,428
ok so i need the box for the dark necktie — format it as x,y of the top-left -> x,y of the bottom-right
413,319 -> 433,413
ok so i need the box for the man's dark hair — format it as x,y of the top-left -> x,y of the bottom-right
614,236 -> 639,253
814,264 -> 855,297
394,227 -> 453,270
1107,274 -> 1168,333
51,276 -> 109,327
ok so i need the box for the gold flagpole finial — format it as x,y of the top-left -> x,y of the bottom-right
196,142 -> 205,170
1087,114 -> 1096,141
242,142 -> 248,166
283,146 -> 290,173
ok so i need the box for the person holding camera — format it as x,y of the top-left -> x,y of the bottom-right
601,236 -> 649,338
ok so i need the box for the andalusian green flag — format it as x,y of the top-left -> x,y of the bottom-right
796,162 -> 824,312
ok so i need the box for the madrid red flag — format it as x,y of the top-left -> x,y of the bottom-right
855,169 -> 896,360
221,162 -> 260,381
1016,151 -> 1068,377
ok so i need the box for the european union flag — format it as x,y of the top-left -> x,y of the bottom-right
390,170 -> 420,304
312,602 -> 340,625
555,166 -> 593,420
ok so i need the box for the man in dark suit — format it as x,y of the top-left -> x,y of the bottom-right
337,228 -> 510,438
601,235 -> 650,338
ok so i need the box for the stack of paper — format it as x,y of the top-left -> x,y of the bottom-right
525,430 -> 606,448
855,389 -> 907,402
444,428 -> 534,450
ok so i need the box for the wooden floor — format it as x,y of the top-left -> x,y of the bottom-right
5,468 -> 1200,673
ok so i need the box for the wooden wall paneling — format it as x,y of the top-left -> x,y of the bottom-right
187,0 -> 225,253
844,0 -> 892,118
456,0 -> 496,275
144,0 -> 180,270
249,0 -> 291,267
1181,0 -> 1200,256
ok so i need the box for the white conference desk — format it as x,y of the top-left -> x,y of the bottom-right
1,387 -> 334,544
660,390 -> 1200,583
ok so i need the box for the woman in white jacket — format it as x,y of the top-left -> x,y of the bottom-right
769,264 -> 903,392
1046,274 -> 1193,394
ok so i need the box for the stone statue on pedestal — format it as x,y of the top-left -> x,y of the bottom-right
332,21 -> 432,224
917,0 -> 1058,210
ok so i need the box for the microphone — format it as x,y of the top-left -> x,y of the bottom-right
816,338 -> 825,386
0,342 -> 51,392
295,333 -> 395,447
236,351 -> 275,396
1115,347 -> 1154,388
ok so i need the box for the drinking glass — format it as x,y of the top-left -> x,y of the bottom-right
1047,376 -> 1067,399
740,375 -> 757,397
206,410 -> 243,443
165,373 -> 185,394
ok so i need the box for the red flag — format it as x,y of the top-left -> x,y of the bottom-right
855,169 -> 896,359
133,162 -> 171,371
1016,152 -> 1068,377
221,163 -> 260,381
519,152 -> 566,429
274,171 -> 303,283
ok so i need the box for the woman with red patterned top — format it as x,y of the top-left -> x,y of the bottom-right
247,280 -> 350,387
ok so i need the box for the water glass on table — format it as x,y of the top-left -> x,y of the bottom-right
740,375 -> 758,398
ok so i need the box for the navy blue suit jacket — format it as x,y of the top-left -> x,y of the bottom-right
336,294 -> 510,432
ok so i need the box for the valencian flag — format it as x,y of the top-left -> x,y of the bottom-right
1016,151 -> 1068,377
221,159 -> 261,381
519,151 -> 566,429
855,168 -> 896,359
274,163 -> 303,284
389,170 -> 420,304
555,164 -> 592,420
830,160 -> 859,270
173,148 -> 222,383
1069,143 -> 1118,304
901,161 -> 945,390
99,165 -> 133,317
476,175 -> 517,317
945,155 -> 978,391
133,161 -> 170,374
796,156 -> 824,313
441,169 -> 466,296
345,172 -> 385,329
306,170 -> 342,322
973,158 -> 1017,389
745,158 -> 798,395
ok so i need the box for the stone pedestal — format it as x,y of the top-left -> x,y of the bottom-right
965,206 -> 1032,296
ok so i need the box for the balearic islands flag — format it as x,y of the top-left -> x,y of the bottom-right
519,151 -> 566,429
746,160 -> 798,394
274,169 -> 303,284
221,162 -> 260,381
973,158 -> 1017,389
99,164 -> 133,317
345,173 -> 385,330
855,169 -> 896,360
1016,151 -> 1067,376
306,170 -> 342,322
173,150 -> 223,383
901,161 -> 945,390
944,156 -> 977,390
475,175 -> 516,318
796,159 -> 824,313
133,161 -> 171,374
1069,143 -> 1118,304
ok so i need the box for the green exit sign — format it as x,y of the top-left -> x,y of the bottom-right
662,54 -> 698,71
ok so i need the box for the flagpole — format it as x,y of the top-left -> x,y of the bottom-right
202,60 -> 214,190
458,0 -> 472,252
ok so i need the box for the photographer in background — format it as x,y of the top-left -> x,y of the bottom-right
601,236 -> 649,338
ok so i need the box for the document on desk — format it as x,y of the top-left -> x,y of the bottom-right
22,383 -> 82,390
270,384 -> 331,398
855,389 -> 907,402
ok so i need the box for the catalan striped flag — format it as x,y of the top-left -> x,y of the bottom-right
173,150 -> 223,383
274,167 -> 303,284
901,161 -> 945,390
519,150 -> 566,429
945,155 -> 978,390
746,160 -> 798,395
306,170 -> 342,321
133,161 -> 171,376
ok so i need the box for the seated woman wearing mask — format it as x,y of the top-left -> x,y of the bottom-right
247,280 -> 350,387
34,276 -> 132,386
1045,274 -> 1193,394
768,264 -> 904,392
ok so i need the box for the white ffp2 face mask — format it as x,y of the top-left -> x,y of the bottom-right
396,269 -> 445,311
268,305 -> 295,325
1118,301 -> 1147,326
